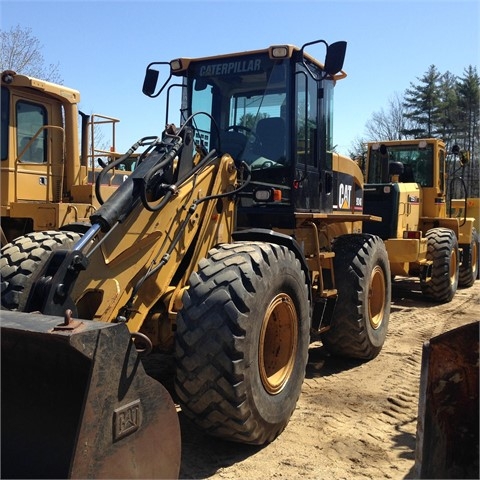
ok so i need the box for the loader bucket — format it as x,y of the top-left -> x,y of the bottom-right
414,320 -> 479,479
1,311 -> 181,479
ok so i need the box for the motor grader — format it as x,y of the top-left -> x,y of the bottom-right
1,40 -> 391,478
1,70 -> 132,246
362,138 -> 479,303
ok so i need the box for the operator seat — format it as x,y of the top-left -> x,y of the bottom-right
255,117 -> 286,163
400,164 -> 415,183
218,130 -> 248,161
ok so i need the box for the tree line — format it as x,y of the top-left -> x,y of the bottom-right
0,25 -> 62,83
2,25 -> 478,196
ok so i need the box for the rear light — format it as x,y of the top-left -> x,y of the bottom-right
403,231 -> 421,239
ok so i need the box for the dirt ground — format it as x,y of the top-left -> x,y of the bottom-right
176,279 -> 480,479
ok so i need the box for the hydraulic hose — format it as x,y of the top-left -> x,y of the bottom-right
91,138 -> 182,232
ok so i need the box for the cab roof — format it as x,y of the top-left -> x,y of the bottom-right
170,44 -> 347,81
1,70 -> 80,104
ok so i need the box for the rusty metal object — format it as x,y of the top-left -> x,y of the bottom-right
414,320 -> 479,479
1,311 -> 181,479
51,309 -> 83,331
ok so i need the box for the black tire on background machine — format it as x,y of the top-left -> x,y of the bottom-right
420,227 -> 459,302
458,227 -> 479,287
175,241 -> 310,445
320,233 -> 391,360
0,230 -> 82,311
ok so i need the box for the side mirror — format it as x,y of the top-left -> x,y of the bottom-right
452,144 -> 470,165
460,151 -> 470,165
324,41 -> 347,76
142,68 -> 159,97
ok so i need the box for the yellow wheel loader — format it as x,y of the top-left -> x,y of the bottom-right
1,40 -> 391,478
1,70 -> 131,246
363,138 -> 479,302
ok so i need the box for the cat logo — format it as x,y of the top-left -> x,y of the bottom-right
339,183 -> 352,209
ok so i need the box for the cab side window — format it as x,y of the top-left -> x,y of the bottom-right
16,101 -> 47,163
295,67 -> 318,167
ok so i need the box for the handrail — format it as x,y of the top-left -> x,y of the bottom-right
87,113 -> 121,185
88,113 -> 120,163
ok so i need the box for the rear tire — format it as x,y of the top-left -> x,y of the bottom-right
420,228 -> 459,302
0,230 -> 81,310
175,241 -> 310,445
459,228 -> 479,287
321,234 -> 391,360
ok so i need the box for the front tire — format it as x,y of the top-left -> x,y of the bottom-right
175,241 -> 310,445
321,234 -> 391,360
1,231 -> 81,311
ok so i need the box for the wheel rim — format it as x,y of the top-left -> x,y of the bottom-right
368,265 -> 386,330
450,247 -> 458,285
259,293 -> 298,395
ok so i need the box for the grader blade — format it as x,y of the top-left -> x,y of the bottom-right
1,311 -> 181,479
414,320 -> 479,479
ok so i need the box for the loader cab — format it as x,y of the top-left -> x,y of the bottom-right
1,71 -> 78,241
366,140 -> 439,188
363,139 -> 447,239
1,73 -> 70,208
144,40 -> 347,229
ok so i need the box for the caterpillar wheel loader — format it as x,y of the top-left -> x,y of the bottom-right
362,138 -> 479,303
1,70 -> 134,246
1,40 -> 391,478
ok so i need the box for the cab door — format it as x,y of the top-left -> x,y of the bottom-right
294,63 -> 334,213
11,91 -> 64,202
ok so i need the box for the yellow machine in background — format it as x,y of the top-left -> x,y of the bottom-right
451,196 -> 480,234
1,70 -> 130,245
1,41 -> 392,478
363,138 -> 478,302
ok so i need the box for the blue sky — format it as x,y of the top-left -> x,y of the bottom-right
1,0 -> 479,155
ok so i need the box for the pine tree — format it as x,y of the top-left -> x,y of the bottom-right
437,71 -> 461,147
457,66 -> 480,153
403,65 -> 442,138
457,66 -> 480,197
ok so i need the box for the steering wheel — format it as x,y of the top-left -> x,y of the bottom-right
250,158 -> 276,170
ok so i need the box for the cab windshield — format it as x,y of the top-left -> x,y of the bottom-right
185,53 -> 289,173
368,143 -> 434,187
